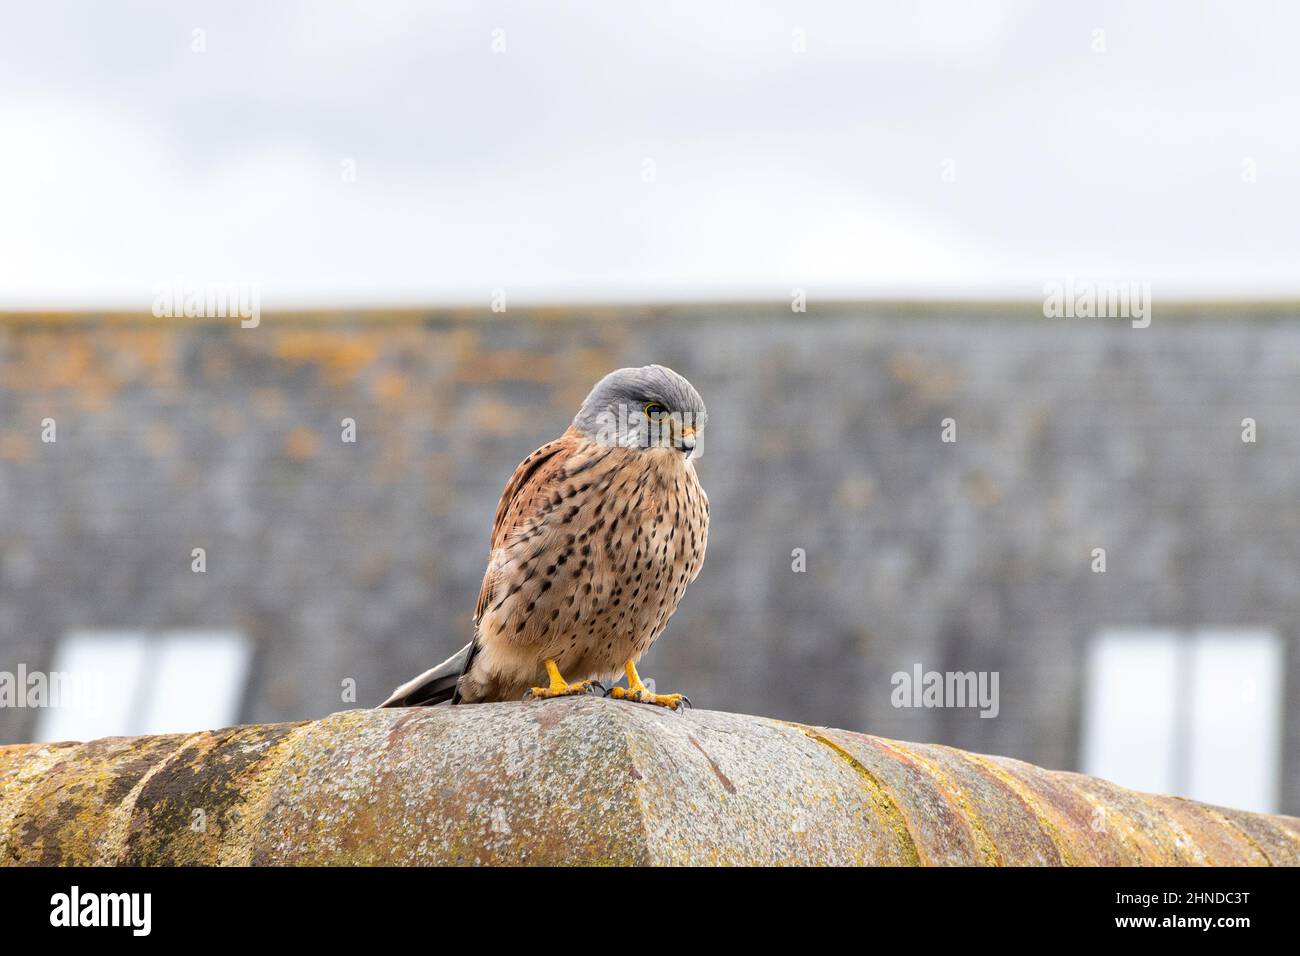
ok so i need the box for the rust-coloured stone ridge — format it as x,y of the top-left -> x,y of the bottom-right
2,700 -> 1297,866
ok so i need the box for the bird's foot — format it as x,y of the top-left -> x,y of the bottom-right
524,659 -> 604,701
606,685 -> 691,711
524,679 -> 603,700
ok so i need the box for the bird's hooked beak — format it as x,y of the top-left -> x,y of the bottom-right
674,422 -> 698,458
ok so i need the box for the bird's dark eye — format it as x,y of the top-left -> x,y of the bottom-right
643,402 -> 667,421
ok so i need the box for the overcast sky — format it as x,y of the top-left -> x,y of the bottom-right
2,1 -> 1298,308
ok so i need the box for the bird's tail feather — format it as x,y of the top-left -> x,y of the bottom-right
378,640 -> 476,707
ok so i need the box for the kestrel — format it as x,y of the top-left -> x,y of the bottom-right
381,365 -> 709,711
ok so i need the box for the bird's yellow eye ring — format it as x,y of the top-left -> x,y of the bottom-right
643,402 -> 667,421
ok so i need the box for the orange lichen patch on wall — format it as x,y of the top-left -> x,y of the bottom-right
455,349 -> 560,385
76,385 -> 114,414
437,327 -> 481,362
272,331 -> 380,385
573,342 -> 625,373
0,431 -> 34,462
559,346 -> 626,407
283,426 -> 320,461
0,329 -> 171,423
888,350 -> 962,424
2,332 -> 95,390
4,328 -> 178,396
961,470 -> 1003,508
108,329 -> 176,388
371,370 -> 410,406
469,397 -> 530,436
380,324 -> 443,353
49,336 -> 95,384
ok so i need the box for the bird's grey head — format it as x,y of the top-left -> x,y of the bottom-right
573,365 -> 707,457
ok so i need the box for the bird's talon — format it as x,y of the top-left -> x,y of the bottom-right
526,681 -> 596,700
607,685 -> 689,710
524,661 -> 606,700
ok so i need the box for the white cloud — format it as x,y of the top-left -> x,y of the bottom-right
1,1 -> 1298,307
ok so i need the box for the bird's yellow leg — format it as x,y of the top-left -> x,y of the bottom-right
525,659 -> 600,699
607,660 -> 690,711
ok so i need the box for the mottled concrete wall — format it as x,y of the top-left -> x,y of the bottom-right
3,701 -> 1296,866
1,305 -> 1298,811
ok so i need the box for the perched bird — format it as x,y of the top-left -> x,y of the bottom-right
380,365 -> 709,711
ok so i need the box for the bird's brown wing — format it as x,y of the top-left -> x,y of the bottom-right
474,431 -> 582,625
